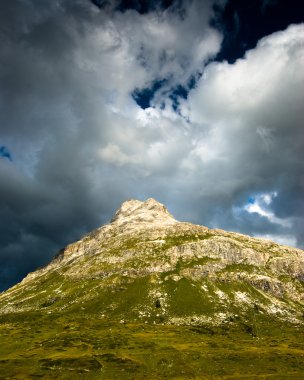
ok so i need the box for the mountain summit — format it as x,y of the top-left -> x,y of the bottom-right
111,198 -> 176,226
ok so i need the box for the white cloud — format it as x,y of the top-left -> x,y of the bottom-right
99,143 -> 139,166
244,192 -> 291,228
181,24 -> 304,243
254,234 -> 297,248
187,24 -> 304,123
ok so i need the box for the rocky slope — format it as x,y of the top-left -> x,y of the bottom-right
0,198 -> 303,326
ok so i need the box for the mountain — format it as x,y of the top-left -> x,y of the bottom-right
1,197 -> 303,324
0,198 -> 303,379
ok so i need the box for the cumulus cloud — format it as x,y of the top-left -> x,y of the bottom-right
0,0 -> 303,290
183,23 -> 304,241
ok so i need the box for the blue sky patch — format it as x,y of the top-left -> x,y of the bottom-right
132,78 -> 168,109
0,146 -> 12,161
247,197 -> 255,205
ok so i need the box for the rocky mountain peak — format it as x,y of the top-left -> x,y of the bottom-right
111,198 -> 176,226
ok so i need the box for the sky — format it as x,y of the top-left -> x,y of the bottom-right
0,0 -> 303,291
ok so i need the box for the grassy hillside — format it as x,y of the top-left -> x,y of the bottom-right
0,311 -> 304,379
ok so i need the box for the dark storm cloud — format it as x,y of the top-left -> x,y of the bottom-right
0,0 -> 115,289
0,0 -> 303,291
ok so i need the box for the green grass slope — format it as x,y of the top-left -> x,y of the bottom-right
0,311 -> 303,379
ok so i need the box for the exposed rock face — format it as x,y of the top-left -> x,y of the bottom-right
111,198 -> 176,226
0,198 -> 303,325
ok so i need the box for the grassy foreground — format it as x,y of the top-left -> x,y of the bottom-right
0,312 -> 303,379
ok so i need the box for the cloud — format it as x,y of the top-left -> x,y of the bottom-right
0,0 -> 303,290
183,23 -> 304,241
100,143 -> 139,166
243,192 -> 292,228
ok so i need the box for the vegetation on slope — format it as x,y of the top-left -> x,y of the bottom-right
0,311 -> 304,379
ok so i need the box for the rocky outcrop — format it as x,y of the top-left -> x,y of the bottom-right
111,198 -> 176,226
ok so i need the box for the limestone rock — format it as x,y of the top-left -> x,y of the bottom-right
111,198 -> 177,226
